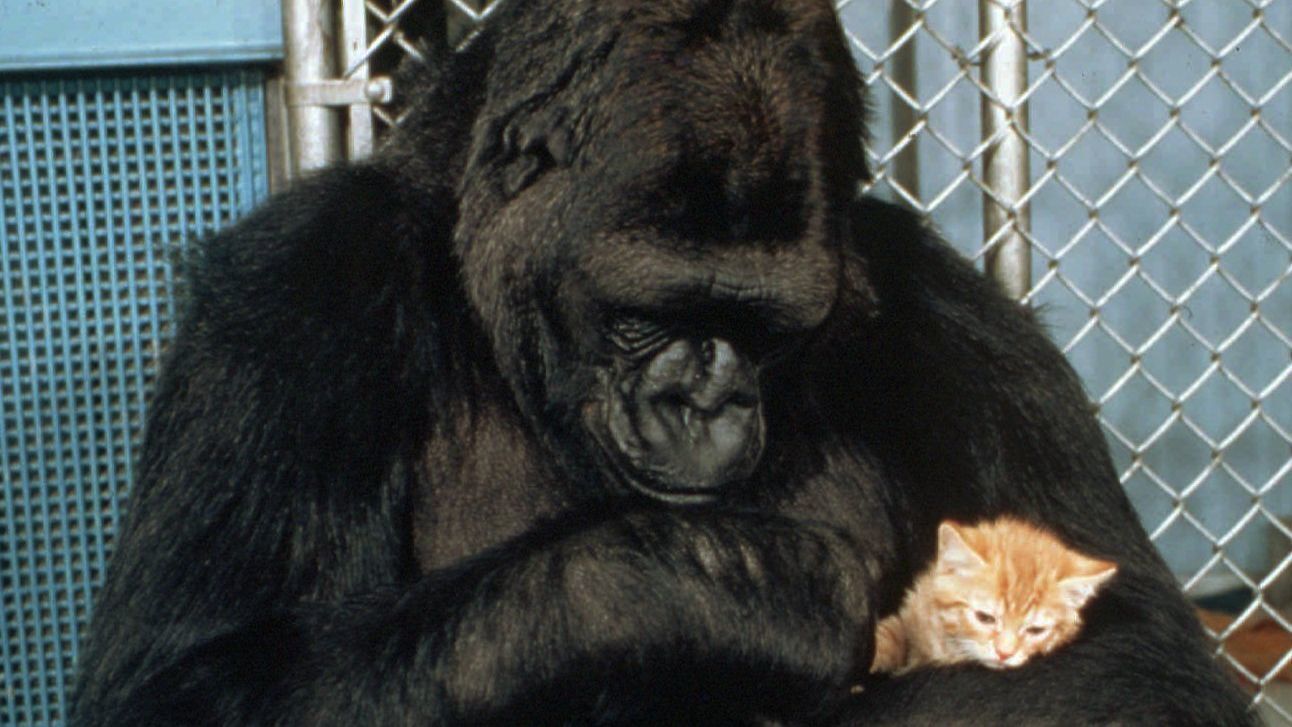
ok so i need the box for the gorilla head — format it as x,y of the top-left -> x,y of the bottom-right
450,0 -> 869,503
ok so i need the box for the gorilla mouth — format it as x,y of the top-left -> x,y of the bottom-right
594,338 -> 767,504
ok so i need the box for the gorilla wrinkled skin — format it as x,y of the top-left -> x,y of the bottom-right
73,0 -> 1252,724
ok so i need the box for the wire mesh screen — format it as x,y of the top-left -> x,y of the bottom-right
0,68 -> 270,726
339,0 -> 1292,716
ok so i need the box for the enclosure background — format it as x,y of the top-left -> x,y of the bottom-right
0,0 -> 1288,724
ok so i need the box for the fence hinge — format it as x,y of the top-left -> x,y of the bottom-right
286,77 -> 393,108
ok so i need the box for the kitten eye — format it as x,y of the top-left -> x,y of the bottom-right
1025,625 -> 1048,636
973,610 -> 997,625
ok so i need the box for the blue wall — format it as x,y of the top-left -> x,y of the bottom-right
0,0 -> 282,71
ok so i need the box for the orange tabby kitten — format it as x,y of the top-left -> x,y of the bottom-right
870,517 -> 1117,674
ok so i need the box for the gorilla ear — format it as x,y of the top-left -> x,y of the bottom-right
500,107 -> 575,197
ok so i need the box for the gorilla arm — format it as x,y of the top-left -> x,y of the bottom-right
108,511 -> 871,726
70,166 -> 874,726
823,197 -> 1251,725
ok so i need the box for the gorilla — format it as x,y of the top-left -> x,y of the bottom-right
72,0 -> 1252,724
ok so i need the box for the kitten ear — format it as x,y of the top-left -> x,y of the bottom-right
1057,560 -> 1118,609
937,521 -> 987,574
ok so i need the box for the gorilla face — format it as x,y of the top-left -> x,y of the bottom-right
455,0 -> 863,503
580,299 -> 828,504
565,130 -> 842,502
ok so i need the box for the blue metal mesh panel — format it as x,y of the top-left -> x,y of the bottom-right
0,68 -> 270,726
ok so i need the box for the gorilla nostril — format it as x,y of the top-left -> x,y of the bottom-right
700,338 -> 715,366
706,338 -> 740,374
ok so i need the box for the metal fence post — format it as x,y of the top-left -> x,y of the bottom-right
888,1 -> 921,203
978,0 -> 1032,300
340,0 -> 377,159
282,0 -> 344,174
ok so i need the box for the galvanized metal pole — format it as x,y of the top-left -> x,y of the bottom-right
979,0 -> 1032,300
888,1 -> 921,202
340,0 -> 375,159
282,0 -> 343,174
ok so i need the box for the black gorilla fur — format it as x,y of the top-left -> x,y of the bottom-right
73,0 -> 1252,724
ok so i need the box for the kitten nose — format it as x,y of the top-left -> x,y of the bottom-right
995,645 -> 1016,660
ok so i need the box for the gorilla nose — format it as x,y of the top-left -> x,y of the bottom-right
620,337 -> 765,495
673,339 -> 753,413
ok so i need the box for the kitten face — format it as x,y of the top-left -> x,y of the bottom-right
932,578 -> 1074,668
928,520 -> 1116,670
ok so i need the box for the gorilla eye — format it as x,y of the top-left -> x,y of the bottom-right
609,316 -> 669,354
973,610 -> 997,625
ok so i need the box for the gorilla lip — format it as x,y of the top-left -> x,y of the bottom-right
603,450 -> 741,506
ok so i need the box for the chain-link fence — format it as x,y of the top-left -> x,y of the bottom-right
842,2 -> 1291,718
864,4 -> 1292,717
289,0 -> 1292,718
